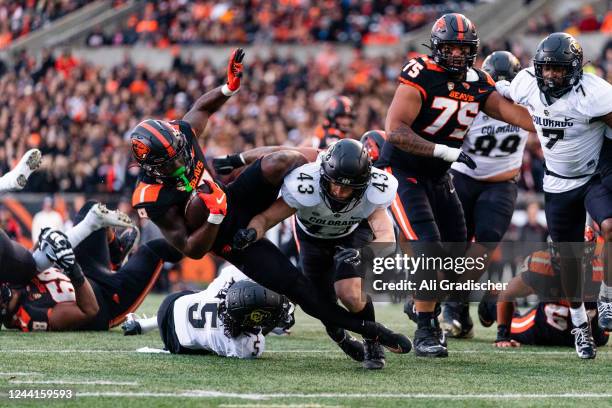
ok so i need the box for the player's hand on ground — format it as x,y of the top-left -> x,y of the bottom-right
198,179 -> 227,224
334,246 -> 361,266
225,48 -> 245,93
213,154 -> 246,175
494,339 -> 521,348
457,151 -> 477,169
233,228 -> 257,250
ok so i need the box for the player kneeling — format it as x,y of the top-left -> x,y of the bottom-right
124,266 -> 293,359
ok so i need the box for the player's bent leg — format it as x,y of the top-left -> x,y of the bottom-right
0,229 -> 37,284
598,218 -> 612,330
227,239 -> 412,353
260,150 -> 308,186
0,149 -> 42,193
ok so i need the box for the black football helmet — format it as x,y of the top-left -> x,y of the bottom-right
360,130 -> 387,162
221,279 -> 291,338
129,119 -> 194,186
430,13 -> 479,74
323,96 -> 355,136
482,51 -> 521,81
533,32 -> 583,99
320,139 -> 372,213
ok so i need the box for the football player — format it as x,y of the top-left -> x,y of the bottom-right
0,149 -> 42,285
129,49 -> 411,351
232,139 -> 400,369
301,96 -> 355,149
1,201 -> 178,331
444,51 -> 529,338
360,130 -> 387,165
496,33 -> 612,358
381,13 -> 535,357
122,264 -> 294,359
480,229 -> 608,348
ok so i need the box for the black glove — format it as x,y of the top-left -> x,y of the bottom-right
457,151 -> 477,170
213,154 -> 245,175
38,229 -> 75,270
334,246 -> 361,267
233,228 -> 257,250
65,262 -> 85,287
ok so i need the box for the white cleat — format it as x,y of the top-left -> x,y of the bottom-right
89,203 -> 134,229
0,149 -> 42,192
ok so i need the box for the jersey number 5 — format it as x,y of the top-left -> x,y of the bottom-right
424,97 -> 479,140
188,302 -> 218,329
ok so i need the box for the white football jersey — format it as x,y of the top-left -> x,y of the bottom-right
281,161 -> 397,239
508,68 -> 612,193
451,112 -> 528,179
171,265 -> 264,359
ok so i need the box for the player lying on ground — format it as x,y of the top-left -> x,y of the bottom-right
496,33 -> 612,358
128,48 -> 411,353
122,264 -> 294,358
232,139 -> 399,369
478,228 -> 608,348
443,51 -> 531,339
1,201 -> 182,331
382,13 -> 536,358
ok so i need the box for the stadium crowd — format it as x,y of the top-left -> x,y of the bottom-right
86,0 -> 478,47
1,36 -> 611,197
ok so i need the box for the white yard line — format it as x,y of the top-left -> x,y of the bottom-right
63,391 -> 612,400
9,380 -> 138,386
0,372 -> 42,376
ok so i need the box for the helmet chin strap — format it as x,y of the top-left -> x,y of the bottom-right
172,166 -> 193,193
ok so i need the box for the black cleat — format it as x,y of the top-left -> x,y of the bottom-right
117,227 -> 140,267
478,294 -> 498,328
376,323 -> 412,354
414,326 -> 448,358
363,340 -> 385,370
441,302 -> 473,338
336,332 -> 365,362
597,296 -> 612,331
121,313 -> 142,336
571,322 -> 596,359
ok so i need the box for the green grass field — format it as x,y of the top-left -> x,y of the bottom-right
1,295 -> 610,407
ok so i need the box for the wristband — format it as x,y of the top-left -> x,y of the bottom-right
221,84 -> 239,96
207,213 -> 225,225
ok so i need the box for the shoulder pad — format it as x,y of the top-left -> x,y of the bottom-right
132,182 -> 163,207
169,120 -> 197,140
281,163 -> 321,208
366,168 -> 398,206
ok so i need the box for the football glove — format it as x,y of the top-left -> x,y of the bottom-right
222,48 -> 245,95
433,144 -> 477,169
457,151 -> 477,170
334,246 -> 361,267
38,228 -> 75,270
213,153 -> 246,175
233,228 -> 257,250
198,179 -> 227,224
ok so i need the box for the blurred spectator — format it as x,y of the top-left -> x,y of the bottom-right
519,201 -> 548,243
0,205 -> 22,240
32,196 -> 64,243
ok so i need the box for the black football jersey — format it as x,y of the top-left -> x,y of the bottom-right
9,269 -> 75,332
132,120 -> 213,220
379,55 -> 496,177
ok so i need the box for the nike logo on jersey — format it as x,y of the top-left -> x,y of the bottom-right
478,88 -> 488,94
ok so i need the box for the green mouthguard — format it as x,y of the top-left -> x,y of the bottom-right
172,166 -> 193,192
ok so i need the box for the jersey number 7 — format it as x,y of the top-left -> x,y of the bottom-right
542,128 -> 565,149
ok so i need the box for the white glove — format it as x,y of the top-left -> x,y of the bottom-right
495,80 -> 512,99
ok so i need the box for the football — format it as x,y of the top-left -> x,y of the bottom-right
184,183 -> 211,231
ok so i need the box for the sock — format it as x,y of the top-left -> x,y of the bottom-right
570,304 -> 588,328
600,282 -> 612,300
325,326 -> 346,343
137,316 -> 159,334
417,311 -> 435,329
354,297 -> 376,341
66,209 -> 103,249
0,169 -> 20,192
32,249 -> 52,271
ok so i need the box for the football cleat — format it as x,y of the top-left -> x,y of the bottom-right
478,294 -> 498,328
375,323 -> 412,354
335,332 -> 365,362
597,296 -> 612,330
363,340 -> 385,370
414,325 -> 448,357
88,203 -> 134,230
122,313 -> 142,336
118,227 -> 141,267
441,302 -> 474,338
571,322 -> 596,359
0,149 -> 42,192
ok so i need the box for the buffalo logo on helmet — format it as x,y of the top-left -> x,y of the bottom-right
131,139 -> 151,161
569,40 -> 582,56
248,309 -> 271,325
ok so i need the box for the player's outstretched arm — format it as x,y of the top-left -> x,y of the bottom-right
483,91 -> 536,133
48,268 -> 100,331
213,146 -> 320,176
494,272 -> 534,348
233,198 -> 297,250
183,48 -> 245,138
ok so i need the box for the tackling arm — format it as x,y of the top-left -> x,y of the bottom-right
48,273 -> 99,331
248,198 -> 297,241
213,146 -> 320,175
483,91 -> 536,133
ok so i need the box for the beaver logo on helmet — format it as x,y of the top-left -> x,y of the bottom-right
132,139 -> 151,161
